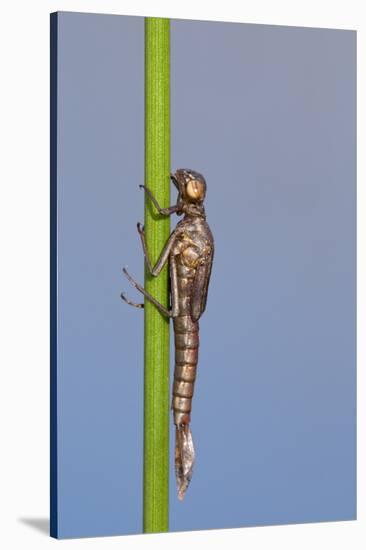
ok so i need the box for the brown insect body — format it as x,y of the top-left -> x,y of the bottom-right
121,169 -> 214,500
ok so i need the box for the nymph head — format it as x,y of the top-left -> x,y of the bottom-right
171,169 -> 206,203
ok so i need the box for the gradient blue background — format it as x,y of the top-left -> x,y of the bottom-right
53,12 -> 356,538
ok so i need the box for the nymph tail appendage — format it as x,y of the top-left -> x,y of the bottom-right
175,424 -> 195,501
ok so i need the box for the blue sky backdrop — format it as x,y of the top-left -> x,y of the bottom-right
54,12 -> 356,538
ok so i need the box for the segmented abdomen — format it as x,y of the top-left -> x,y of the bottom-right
172,267 -> 199,427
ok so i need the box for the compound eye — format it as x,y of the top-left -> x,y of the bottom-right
186,180 -> 205,201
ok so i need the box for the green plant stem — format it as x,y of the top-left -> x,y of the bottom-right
143,17 -> 170,533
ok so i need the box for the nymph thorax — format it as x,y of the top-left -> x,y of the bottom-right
173,216 -> 214,274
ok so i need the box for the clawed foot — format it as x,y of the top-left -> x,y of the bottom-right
139,184 -> 150,198
122,266 -> 139,289
120,267 -> 144,309
120,292 -> 144,309
137,222 -> 144,236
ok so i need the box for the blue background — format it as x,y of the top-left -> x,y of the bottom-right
54,12 -> 356,538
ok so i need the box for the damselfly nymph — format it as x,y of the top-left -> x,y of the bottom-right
121,168 -> 214,500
